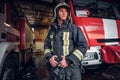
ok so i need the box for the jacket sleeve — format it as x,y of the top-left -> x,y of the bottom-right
66,25 -> 88,65
44,28 -> 52,61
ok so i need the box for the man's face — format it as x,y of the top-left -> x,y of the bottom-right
58,8 -> 68,20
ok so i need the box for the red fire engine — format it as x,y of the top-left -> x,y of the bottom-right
68,0 -> 120,69
0,2 -> 35,80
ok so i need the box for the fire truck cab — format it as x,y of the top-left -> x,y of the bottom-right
68,0 -> 120,69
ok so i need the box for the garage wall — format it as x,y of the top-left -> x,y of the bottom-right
35,41 -> 44,51
33,27 -> 49,53
34,28 -> 48,42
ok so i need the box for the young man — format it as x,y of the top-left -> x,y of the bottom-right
44,2 -> 87,80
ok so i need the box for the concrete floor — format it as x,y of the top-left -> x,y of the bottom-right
34,54 -> 120,80
19,53 -> 120,80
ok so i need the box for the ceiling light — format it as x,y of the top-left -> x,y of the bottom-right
4,23 -> 11,27
32,28 -> 35,32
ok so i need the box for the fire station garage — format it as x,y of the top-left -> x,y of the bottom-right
0,0 -> 120,80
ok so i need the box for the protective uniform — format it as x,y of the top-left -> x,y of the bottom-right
44,2 -> 87,80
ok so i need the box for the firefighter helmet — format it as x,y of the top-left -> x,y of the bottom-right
54,2 -> 71,19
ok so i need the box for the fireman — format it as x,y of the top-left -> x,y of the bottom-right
44,2 -> 87,80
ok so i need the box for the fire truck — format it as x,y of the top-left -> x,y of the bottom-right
0,2 -> 35,80
67,0 -> 120,69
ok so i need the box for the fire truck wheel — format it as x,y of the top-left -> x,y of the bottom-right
2,68 -> 15,80
0,51 -> 19,80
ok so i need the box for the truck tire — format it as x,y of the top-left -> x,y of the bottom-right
2,68 -> 15,80
0,50 -> 19,80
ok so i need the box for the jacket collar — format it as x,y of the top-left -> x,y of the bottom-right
51,19 -> 70,30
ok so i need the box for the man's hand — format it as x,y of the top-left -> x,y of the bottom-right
49,55 -> 58,67
59,56 -> 68,68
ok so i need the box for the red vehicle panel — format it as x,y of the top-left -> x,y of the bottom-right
68,0 -> 120,64
101,46 -> 120,63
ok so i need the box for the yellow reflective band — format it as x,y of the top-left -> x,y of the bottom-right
50,34 -> 53,39
44,49 -> 51,55
73,49 -> 83,61
51,41 -> 53,51
63,46 -> 69,56
50,34 -> 54,52
63,32 -> 66,40
66,32 -> 69,40
64,40 -> 70,46
63,32 -> 70,40
63,32 -> 70,56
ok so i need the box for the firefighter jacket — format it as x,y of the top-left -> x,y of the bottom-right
44,20 -> 87,65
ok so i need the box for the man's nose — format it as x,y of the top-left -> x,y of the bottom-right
62,11 -> 66,15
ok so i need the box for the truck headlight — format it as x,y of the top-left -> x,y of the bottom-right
82,52 -> 98,61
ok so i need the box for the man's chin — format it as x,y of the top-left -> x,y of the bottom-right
61,18 -> 67,21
